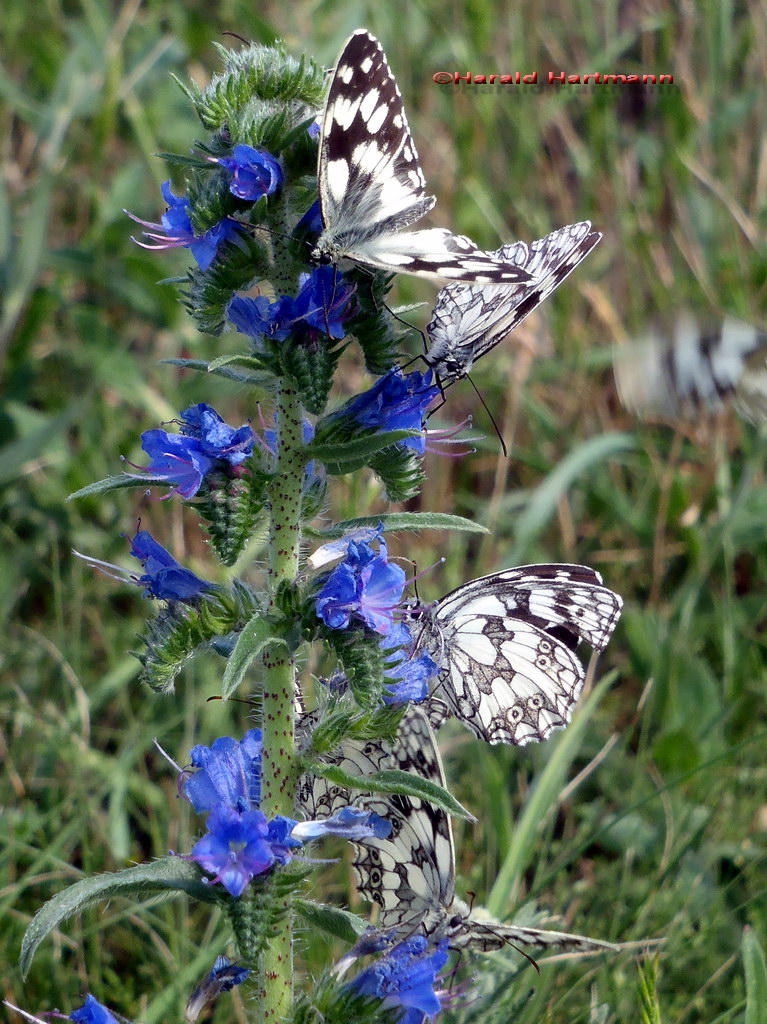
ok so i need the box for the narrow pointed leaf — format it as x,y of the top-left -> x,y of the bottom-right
221,612 -> 288,699
309,430 -> 421,474
744,927 -> 767,1024
68,474 -> 170,501
311,764 -> 476,822
20,858 -> 214,977
307,512 -> 489,537
294,899 -> 366,943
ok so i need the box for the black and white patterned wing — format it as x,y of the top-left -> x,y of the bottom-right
297,708 -> 454,935
313,30 -> 532,284
417,564 -> 622,746
426,223 -> 601,383
448,896 -> 617,954
299,709 -> 616,956
614,314 -> 767,425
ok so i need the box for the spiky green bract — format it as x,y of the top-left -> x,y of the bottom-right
280,331 -> 345,415
344,271 -> 403,376
184,234 -> 272,335
315,624 -> 390,710
226,864 -> 311,968
181,42 -> 326,133
299,699 -> 403,759
291,973 -> 401,1024
193,468 -> 271,566
135,581 -> 260,693
368,443 -> 425,503
186,169 -> 248,235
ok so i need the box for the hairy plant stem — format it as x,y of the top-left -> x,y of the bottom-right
256,381 -> 306,1022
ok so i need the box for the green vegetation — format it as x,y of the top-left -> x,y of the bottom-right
3,2 -> 766,1021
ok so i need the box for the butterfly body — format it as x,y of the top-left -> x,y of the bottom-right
410,564 -> 623,745
425,223 -> 602,384
314,30 -> 533,284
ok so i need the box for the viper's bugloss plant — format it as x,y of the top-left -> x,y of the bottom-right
23,26 -> 624,1024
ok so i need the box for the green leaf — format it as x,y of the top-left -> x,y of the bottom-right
20,858 -> 214,977
221,611 -> 288,699
161,357 -> 277,389
307,512 -> 489,537
311,764 -> 476,822
309,430 -> 421,474
67,473 -> 170,501
744,927 -> 767,1024
294,899 -> 366,944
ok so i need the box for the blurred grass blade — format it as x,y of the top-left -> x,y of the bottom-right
743,927 -> 767,1024
637,956 -> 663,1024
486,671 -> 616,917
509,433 -> 636,561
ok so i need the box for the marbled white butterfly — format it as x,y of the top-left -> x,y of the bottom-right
297,706 -> 617,955
313,30 -> 533,284
408,564 -> 623,746
425,222 -> 601,385
614,314 -> 767,426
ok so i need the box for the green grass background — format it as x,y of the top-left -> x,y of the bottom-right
3,1 -> 767,1021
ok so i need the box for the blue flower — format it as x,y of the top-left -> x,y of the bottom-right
215,145 -> 283,201
186,956 -> 250,1023
75,530 -> 214,601
188,805 -> 278,897
178,404 -> 255,466
291,266 -> 355,340
292,806 -> 391,842
228,267 -> 355,345
69,995 -> 119,1024
183,730 -> 263,814
180,728 -> 389,896
315,530 -> 406,635
129,530 -> 214,600
332,368 -> 440,455
128,405 -> 254,498
381,623 -> 438,704
128,182 -> 243,270
134,431 -> 215,499
347,936 -> 450,1024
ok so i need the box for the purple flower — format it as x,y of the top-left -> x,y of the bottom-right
128,182 -> 243,270
291,266 -> 355,339
292,806 -> 391,842
69,996 -> 119,1024
228,267 -> 355,344
347,936 -> 450,1024
332,368 -> 440,455
188,805 -> 279,897
134,431 -> 214,499
315,531 -> 406,635
128,530 -> 214,600
75,531 -> 214,601
381,623 -> 438,705
186,957 -> 250,1023
215,145 -> 283,200
178,404 -> 255,466
128,405 -> 255,498
183,730 -> 263,814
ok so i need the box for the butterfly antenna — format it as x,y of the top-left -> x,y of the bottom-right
221,31 -> 249,45
465,372 -> 508,457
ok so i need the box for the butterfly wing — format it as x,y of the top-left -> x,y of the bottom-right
297,707 -> 455,935
448,897 -> 617,953
314,30 -> 532,284
426,222 -> 601,383
420,564 -> 622,745
614,314 -> 767,424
